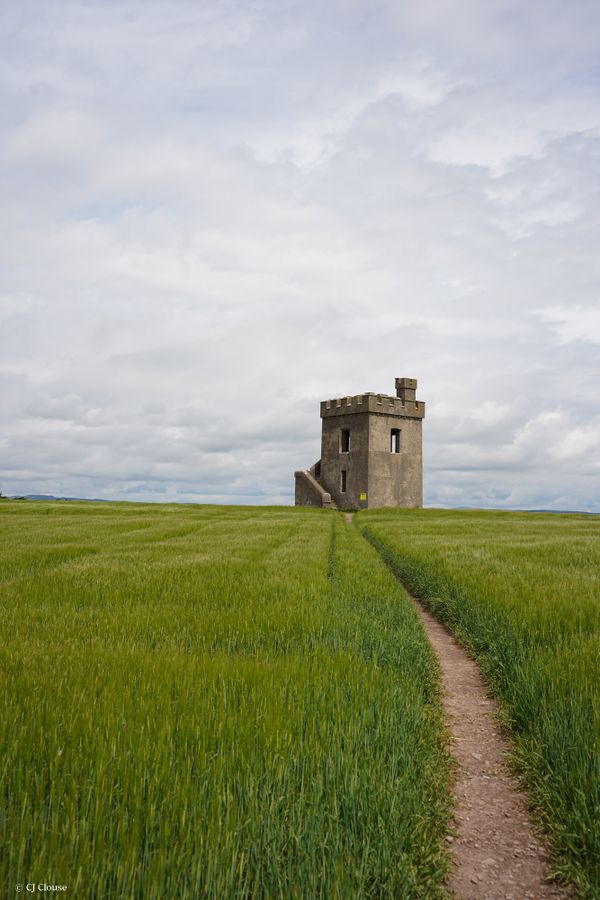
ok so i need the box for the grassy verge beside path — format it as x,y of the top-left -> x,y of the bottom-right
1,502 -> 451,898
359,508 -> 600,898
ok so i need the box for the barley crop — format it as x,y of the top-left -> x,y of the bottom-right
360,508 -> 600,898
0,502 -> 451,898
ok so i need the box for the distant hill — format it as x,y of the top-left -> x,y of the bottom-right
8,494 -> 108,503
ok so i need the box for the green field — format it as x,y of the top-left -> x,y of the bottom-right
0,502 -> 450,898
360,508 -> 600,898
2,502 -> 599,898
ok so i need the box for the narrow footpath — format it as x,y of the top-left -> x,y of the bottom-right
413,599 -> 565,899
346,515 -> 566,899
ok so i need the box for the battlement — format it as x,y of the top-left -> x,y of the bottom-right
320,391 -> 424,420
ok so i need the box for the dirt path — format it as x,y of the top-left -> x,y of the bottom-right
412,598 -> 565,899
348,512 -> 564,897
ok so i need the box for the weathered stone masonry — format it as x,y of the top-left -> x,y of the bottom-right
294,377 -> 425,510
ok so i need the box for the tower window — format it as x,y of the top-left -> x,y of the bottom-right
340,470 -> 347,493
340,429 -> 350,453
391,429 -> 401,453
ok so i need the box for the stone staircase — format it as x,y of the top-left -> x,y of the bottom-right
294,461 -> 337,509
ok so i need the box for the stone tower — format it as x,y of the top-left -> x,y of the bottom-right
294,377 -> 425,510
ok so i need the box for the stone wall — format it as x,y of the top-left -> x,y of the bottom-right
320,412 -> 369,509
367,413 -> 423,508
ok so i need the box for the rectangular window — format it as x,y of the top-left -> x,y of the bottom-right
340,470 -> 347,493
391,429 -> 401,453
340,429 -> 350,453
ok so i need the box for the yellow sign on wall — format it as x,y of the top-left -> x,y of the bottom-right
359,492 -> 367,501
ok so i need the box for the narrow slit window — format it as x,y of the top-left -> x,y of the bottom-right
340,470 -> 347,493
391,428 -> 401,453
340,429 -> 350,453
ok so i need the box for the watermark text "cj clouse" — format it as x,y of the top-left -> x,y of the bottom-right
16,885 -> 68,893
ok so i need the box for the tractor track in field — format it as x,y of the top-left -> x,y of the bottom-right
347,514 -> 567,899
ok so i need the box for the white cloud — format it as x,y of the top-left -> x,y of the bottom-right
550,423 -> 600,463
1,0 -> 600,510
536,304 -> 600,345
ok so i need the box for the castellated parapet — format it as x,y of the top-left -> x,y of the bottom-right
294,377 -> 425,510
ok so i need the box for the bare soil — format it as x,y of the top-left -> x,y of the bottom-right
412,598 -> 566,899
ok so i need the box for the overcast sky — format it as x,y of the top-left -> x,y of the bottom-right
2,0 -> 599,510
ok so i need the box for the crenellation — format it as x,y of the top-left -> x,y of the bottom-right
320,393 -> 424,419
